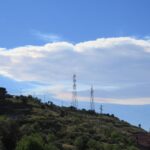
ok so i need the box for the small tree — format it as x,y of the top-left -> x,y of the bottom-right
138,124 -> 141,128
0,87 -> 7,100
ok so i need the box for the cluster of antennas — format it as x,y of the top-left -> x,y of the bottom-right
72,74 -> 103,113
72,74 -> 78,108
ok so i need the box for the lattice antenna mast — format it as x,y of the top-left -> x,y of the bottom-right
72,74 -> 78,108
100,104 -> 103,114
90,85 -> 95,111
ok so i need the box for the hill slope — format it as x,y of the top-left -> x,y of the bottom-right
0,94 -> 150,150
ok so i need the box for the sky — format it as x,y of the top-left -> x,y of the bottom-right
0,0 -> 150,130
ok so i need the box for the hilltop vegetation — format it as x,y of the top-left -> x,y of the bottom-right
0,87 -> 150,150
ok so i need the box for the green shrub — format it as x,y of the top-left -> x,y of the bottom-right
15,133 -> 44,150
126,146 -> 139,150
0,139 -> 5,150
87,139 -> 103,150
103,143 -> 113,150
46,133 -> 56,142
44,143 -> 59,150
74,136 -> 89,150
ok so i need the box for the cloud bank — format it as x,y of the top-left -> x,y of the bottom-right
0,37 -> 150,105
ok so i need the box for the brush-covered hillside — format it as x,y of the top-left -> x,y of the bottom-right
0,87 -> 150,150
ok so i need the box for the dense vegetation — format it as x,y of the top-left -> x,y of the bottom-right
0,87 -> 150,150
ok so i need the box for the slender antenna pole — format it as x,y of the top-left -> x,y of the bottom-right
90,85 -> 95,111
72,74 -> 78,108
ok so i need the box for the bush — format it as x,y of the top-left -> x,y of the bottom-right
0,139 -> 5,150
87,139 -> 98,150
126,146 -> 139,150
0,87 -> 7,100
46,133 -> 56,142
44,143 -> 59,150
0,120 -> 19,150
111,131 -> 124,143
74,137 -> 84,150
74,136 -> 89,150
15,133 -> 45,150
103,143 -> 113,150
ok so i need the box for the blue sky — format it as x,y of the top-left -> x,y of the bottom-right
0,0 -> 150,130
0,0 -> 150,47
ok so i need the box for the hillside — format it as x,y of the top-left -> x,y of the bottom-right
0,91 -> 150,150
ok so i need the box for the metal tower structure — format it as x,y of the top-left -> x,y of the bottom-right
72,74 -> 78,108
90,85 -> 95,111
100,104 -> 103,114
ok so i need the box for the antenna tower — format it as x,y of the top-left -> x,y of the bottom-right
90,85 -> 95,111
100,104 -> 103,114
72,74 -> 78,108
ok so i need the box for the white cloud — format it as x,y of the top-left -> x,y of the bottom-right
0,37 -> 150,104
32,31 -> 62,42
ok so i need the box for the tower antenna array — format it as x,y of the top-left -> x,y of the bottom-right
100,104 -> 103,114
72,74 -> 78,108
90,85 -> 95,111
